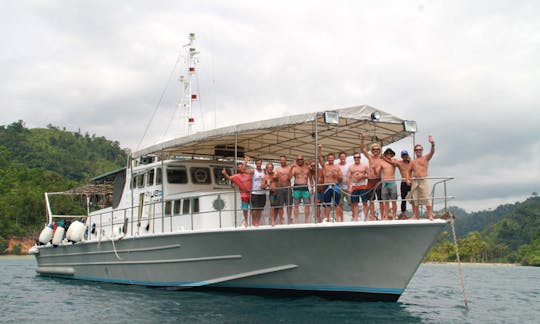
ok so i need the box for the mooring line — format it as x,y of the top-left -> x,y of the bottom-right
450,214 -> 469,311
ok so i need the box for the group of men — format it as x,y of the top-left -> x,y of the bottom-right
221,134 -> 436,227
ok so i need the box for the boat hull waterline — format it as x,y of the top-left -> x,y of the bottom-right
35,220 -> 446,301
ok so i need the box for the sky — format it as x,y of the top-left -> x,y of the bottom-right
1,0 -> 539,212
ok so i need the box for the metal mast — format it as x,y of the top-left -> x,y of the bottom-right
180,33 -> 200,136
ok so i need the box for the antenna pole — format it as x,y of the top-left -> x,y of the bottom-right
181,33 -> 200,136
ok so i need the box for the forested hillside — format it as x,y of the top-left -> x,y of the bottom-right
0,121 -> 128,246
427,196 -> 540,266
449,203 -> 518,239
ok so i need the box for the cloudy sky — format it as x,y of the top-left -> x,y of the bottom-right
2,0 -> 539,211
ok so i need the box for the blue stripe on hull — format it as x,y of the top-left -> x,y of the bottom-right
37,272 -> 402,301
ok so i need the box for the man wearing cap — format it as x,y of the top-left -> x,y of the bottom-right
380,148 -> 398,220
397,150 -> 412,219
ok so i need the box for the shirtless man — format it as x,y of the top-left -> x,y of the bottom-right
318,144 -> 343,222
346,153 -> 369,221
397,150 -> 412,218
336,152 -> 350,221
310,160 -> 325,223
261,162 -> 279,226
221,162 -> 252,227
382,149 -> 412,219
406,135 -> 436,220
291,155 -> 313,223
273,155 -> 293,224
380,148 -> 398,220
360,133 -> 383,221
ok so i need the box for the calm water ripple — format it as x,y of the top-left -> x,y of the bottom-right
0,257 -> 538,323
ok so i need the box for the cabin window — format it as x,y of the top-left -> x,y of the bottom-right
156,168 -> 162,185
182,199 -> 190,214
147,169 -> 155,186
131,176 -> 136,189
214,167 -> 231,185
192,198 -> 200,213
191,167 -> 211,184
165,201 -> 172,216
136,174 -> 145,188
173,199 -> 181,215
167,166 -> 188,184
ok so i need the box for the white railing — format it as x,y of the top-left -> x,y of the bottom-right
75,176 -> 454,242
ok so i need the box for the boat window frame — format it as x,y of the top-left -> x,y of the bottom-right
164,200 -> 172,216
182,199 -> 190,214
192,197 -> 200,213
156,167 -> 162,185
136,173 -> 145,188
167,166 -> 188,184
213,166 -> 232,185
147,168 -> 155,186
173,199 -> 181,215
190,167 -> 212,185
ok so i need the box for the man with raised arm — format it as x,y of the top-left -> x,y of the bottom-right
221,161 -> 252,227
360,133 -> 383,221
406,135 -> 436,220
382,149 -> 412,219
318,144 -> 343,222
291,154 -> 313,224
346,152 -> 369,221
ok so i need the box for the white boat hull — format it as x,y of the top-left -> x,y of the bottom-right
34,220 -> 446,301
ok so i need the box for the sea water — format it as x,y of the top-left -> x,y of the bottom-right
1,257 -> 538,323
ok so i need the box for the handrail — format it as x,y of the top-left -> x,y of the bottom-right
47,176 -> 454,243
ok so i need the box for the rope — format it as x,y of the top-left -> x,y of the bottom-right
450,214 -> 469,311
136,48 -> 184,151
109,233 -> 124,260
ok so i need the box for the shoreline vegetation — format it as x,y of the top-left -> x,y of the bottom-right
424,261 -> 520,266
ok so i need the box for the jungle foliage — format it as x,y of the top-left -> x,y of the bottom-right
0,121 -> 128,242
426,196 -> 540,266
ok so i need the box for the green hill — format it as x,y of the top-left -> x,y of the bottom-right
427,196 -> 540,265
0,121 -> 128,245
449,203 -> 518,239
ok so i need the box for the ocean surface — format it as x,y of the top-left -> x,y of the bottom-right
1,257 -> 538,323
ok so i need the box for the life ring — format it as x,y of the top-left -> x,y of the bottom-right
193,169 -> 208,183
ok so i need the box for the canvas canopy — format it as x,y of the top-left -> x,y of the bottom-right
132,105 -> 415,161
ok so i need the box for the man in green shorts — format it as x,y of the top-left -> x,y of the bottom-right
291,154 -> 313,224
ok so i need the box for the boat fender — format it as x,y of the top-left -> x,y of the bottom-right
28,245 -> 39,255
123,218 -> 128,234
38,224 -> 54,245
91,223 -> 96,235
52,226 -> 65,247
66,220 -> 85,243
145,223 -> 150,231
